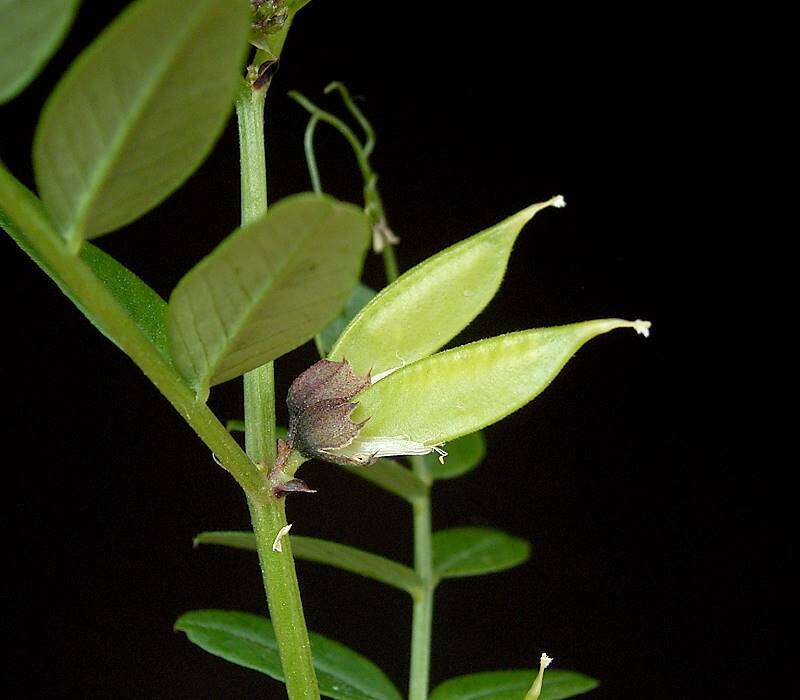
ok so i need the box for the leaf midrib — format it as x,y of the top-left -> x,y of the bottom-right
434,531 -> 509,574
199,203 -> 339,386
294,536 -> 422,592
67,0 -> 216,240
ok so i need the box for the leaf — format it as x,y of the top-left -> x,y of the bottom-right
193,530 -> 256,550
429,669 -> 599,700
329,197 -> 565,378
33,0 -> 250,244
175,609 -> 402,700
424,431 -> 486,480
194,531 -> 422,594
432,527 -> 529,580
0,0 -> 80,103
352,319 -> 650,446
1,179 -> 169,361
167,193 -> 370,394
80,244 -> 170,361
342,458 -> 427,502
317,283 -> 375,356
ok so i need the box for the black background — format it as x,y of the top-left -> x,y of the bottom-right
1,2 -> 772,699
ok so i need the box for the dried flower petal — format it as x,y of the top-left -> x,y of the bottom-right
323,436 -> 437,466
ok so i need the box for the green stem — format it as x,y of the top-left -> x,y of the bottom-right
237,82 -> 269,223
382,245 -> 399,283
248,493 -> 319,698
0,164 -> 261,493
237,79 -> 277,463
303,114 -> 323,194
409,457 -> 434,700
236,79 -> 320,699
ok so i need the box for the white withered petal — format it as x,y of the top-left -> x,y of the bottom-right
323,436 -> 441,466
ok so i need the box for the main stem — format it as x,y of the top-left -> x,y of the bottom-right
409,457 -> 434,700
237,81 -> 320,699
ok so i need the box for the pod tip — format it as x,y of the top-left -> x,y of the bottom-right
631,319 -> 651,337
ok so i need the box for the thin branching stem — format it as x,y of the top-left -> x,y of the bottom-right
303,114 -> 323,194
324,81 -> 376,157
289,90 -> 371,182
289,88 -> 400,282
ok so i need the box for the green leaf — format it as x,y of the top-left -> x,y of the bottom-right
194,531 -> 422,595
175,609 -> 402,700
352,319 -> 650,446
79,244 -> 170,361
317,283 -> 375,356
0,0 -> 80,103
1,180 -> 169,361
432,527 -> 530,580
193,530 -> 256,550
424,431 -> 486,480
33,0 -> 250,244
342,458 -> 427,502
429,669 -> 598,700
167,193 -> 370,394
329,197 -> 564,378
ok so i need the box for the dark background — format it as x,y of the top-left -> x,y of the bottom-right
1,2 -> 773,698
